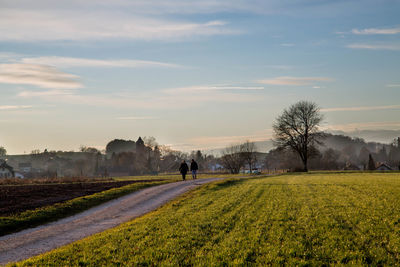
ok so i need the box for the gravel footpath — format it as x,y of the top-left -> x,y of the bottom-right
0,178 -> 223,265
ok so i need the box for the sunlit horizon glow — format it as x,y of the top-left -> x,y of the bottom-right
0,0 -> 399,154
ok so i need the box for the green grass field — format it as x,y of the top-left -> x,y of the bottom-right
15,172 -> 400,266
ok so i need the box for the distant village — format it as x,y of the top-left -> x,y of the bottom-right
1,134 -> 400,179
0,137 -> 221,179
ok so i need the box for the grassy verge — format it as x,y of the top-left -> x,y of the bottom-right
0,180 -> 169,236
15,172 -> 400,266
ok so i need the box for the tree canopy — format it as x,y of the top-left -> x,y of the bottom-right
273,100 -> 324,172
0,147 -> 6,157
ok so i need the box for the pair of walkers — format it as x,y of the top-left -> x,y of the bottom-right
179,159 -> 198,181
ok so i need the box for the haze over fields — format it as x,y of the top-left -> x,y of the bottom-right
0,0 -> 399,154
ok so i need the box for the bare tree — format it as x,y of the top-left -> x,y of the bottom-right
0,146 -> 6,157
143,136 -> 158,149
158,146 -> 188,172
273,100 -> 324,172
220,144 -> 245,174
241,140 -> 257,173
80,146 -> 100,154
368,154 -> 376,170
31,149 -> 40,155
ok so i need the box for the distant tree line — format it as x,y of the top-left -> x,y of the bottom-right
2,101 -> 399,177
264,135 -> 400,171
219,141 -> 258,174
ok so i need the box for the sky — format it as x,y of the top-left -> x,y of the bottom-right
0,0 -> 400,154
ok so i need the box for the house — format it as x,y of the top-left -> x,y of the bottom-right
343,163 -> 361,171
0,160 -> 15,178
376,163 -> 392,171
209,163 -> 224,171
14,172 -> 25,178
18,162 -> 32,173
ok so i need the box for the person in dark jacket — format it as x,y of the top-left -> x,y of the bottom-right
179,160 -> 189,181
190,159 -> 198,179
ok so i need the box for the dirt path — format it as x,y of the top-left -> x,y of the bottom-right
0,177 -> 223,265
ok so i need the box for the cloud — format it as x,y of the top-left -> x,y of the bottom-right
347,43 -> 400,51
170,129 -> 273,151
20,57 -> 181,68
352,27 -> 400,35
116,116 -> 158,120
280,43 -> 295,47
321,105 -> 400,112
0,8 -> 236,42
265,65 -> 294,70
0,0 -> 370,17
18,83 -> 262,109
0,52 -> 23,61
323,121 -> 400,132
0,105 -> 32,110
386,84 -> 400,88
0,1 -> 277,16
163,85 -> 264,94
0,63 -> 82,89
258,76 -> 333,86
17,90 -> 75,97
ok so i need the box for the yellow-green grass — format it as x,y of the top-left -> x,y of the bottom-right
15,172 -> 400,266
0,180 -> 169,236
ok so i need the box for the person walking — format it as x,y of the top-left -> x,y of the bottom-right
179,160 -> 189,181
190,159 -> 198,179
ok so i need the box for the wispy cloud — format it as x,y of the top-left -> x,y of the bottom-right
163,85 -> 264,94
1,0 -> 366,17
0,63 -> 82,89
0,105 -> 32,110
0,52 -> 23,60
0,1 -> 284,17
386,84 -> 400,88
21,56 -> 180,68
352,27 -> 400,35
258,76 -> 333,86
17,90 -> 75,97
323,121 -> 400,132
170,129 -> 273,151
116,116 -> 158,120
0,8 -> 236,42
347,43 -> 400,51
322,105 -> 400,112
265,65 -> 294,70
18,83 -> 262,109
280,43 -> 295,47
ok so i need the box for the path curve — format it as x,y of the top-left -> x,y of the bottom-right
0,178 -> 223,265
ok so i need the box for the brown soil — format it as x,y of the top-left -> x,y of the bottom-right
0,180 -> 163,216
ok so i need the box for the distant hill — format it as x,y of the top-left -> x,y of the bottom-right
252,130 -> 399,154
330,129 -> 400,144
254,140 -> 274,153
320,133 -> 390,155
